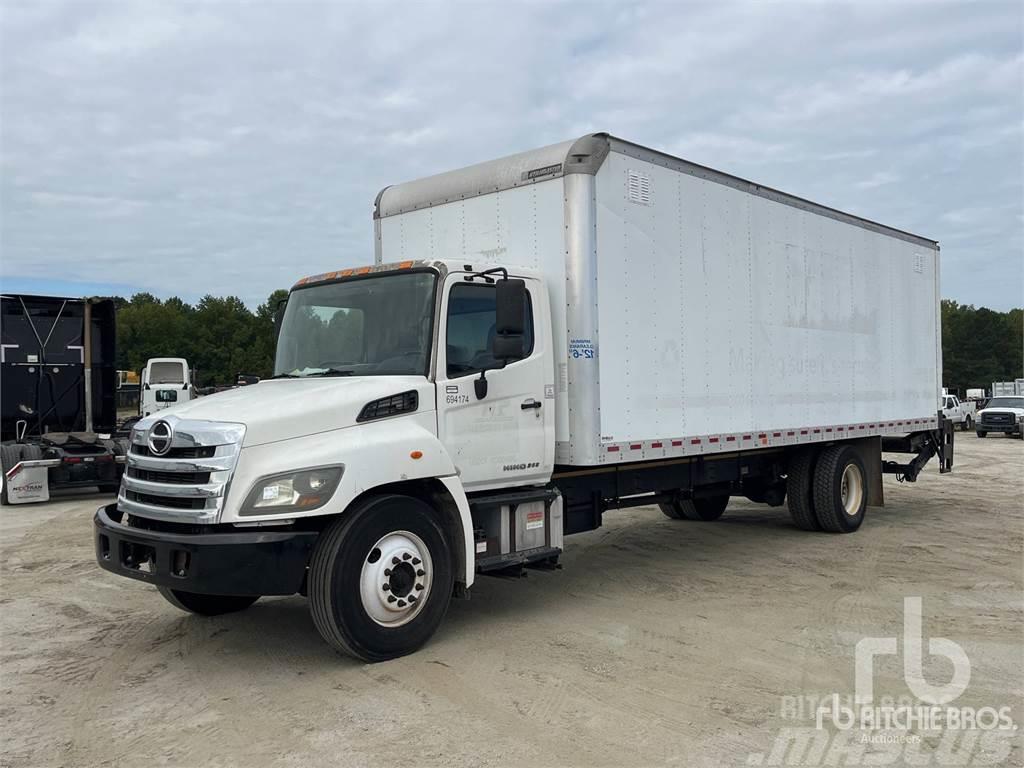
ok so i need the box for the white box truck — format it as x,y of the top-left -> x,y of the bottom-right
140,358 -> 194,417
94,134 -> 953,661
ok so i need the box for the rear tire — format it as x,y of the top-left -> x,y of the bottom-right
308,494 -> 454,662
812,445 -> 867,534
157,587 -> 258,615
660,495 -> 728,521
786,449 -> 821,531
976,431 -> 987,438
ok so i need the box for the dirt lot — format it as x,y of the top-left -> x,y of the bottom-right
2,434 -> 1021,768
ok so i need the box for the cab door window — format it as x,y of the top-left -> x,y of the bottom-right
446,283 -> 533,377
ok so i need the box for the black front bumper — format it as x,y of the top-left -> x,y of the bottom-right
94,504 -> 318,596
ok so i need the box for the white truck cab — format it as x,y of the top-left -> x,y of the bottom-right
140,358 -> 193,417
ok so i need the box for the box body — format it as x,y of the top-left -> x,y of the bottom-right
376,134 -> 942,466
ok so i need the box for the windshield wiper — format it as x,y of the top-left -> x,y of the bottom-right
270,372 -> 302,379
306,368 -> 356,377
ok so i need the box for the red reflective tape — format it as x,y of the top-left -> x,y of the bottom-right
813,429 -> 820,434
726,436 -> 736,442
630,444 -> 642,450
65,457 -> 82,464
758,433 -> 767,439
607,446 -> 620,453
709,437 -> 720,443
691,439 -> 702,445
838,427 -> 845,431
787,431 -> 795,436
773,432 -> 781,437
859,425 -> 866,430
651,442 -> 663,448
743,435 -> 752,440
826,428 -> 833,433
800,430 -> 808,435
671,440 -> 683,447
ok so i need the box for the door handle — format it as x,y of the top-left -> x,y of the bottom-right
521,399 -> 542,410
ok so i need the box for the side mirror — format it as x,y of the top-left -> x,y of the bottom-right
492,279 -> 526,362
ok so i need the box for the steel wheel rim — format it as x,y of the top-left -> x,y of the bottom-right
840,463 -> 864,517
359,530 -> 433,627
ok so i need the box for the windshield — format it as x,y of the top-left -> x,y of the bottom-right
149,361 -> 185,384
986,397 -> 1024,409
274,271 -> 436,378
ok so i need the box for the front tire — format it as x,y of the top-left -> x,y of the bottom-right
812,445 -> 867,533
157,587 -> 258,615
308,494 -> 454,662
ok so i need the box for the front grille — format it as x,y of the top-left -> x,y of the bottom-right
125,490 -> 207,510
121,419 -> 243,522
127,466 -> 211,484
131,444 -> 216,459
982,413 -> 1013,425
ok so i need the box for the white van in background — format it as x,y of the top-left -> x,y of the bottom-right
140,358 -> 193,417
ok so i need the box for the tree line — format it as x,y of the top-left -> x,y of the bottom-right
942,300 -> 1022,395
113,290 -> 287,387
113,293 -> 1022,392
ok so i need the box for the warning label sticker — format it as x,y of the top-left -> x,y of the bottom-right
525,510 -> 545,530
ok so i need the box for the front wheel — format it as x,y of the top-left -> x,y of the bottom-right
308,494 -> 454,662
157,587 -> 258,615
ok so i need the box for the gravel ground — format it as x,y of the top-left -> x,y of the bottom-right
1,433 -> 1021,768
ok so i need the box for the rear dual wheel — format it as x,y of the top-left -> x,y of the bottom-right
787,445 -> 867,533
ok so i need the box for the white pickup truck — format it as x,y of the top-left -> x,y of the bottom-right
976,396 -> 1024,439
942,393 -> 976,431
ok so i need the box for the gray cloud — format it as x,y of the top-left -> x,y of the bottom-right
1,0 -> 1021,309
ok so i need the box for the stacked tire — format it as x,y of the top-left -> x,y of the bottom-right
786,445 -> 867,533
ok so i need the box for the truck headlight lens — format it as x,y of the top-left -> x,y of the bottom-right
240,466 -> 343,515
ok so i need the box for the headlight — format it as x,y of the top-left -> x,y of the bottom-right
240,466 -> 343,516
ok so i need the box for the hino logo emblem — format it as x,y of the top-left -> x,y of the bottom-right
148,420 -> 173,456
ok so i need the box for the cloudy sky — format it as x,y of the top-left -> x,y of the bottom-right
1,1 -> 1021,310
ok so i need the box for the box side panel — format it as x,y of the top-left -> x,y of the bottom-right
377,180 -> 570,442
594,151 -> 940,448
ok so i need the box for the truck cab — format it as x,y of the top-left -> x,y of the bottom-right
941,393 -> 976,431
96,261 -> 557,660
140,358 -> 193,417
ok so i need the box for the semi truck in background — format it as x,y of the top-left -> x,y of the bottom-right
94,133 -> 953,661
140,357 -> 194,417
1,294 -> 129,504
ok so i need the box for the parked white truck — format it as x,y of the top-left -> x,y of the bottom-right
140,358 -> 194,417
942,393 -> 976,431
95,134 -> 953,661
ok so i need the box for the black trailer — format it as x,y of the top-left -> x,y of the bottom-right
1,294 -> 129,504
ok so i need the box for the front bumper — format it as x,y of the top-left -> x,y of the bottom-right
978,424 -> 1022,434
94,504 -> 318,596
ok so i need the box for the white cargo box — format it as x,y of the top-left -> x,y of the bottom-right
376,133 -> 941,466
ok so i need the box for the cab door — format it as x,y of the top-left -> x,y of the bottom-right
436,273 -> 554,491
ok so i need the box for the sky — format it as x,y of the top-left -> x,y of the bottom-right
1,0 -> 1021,310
